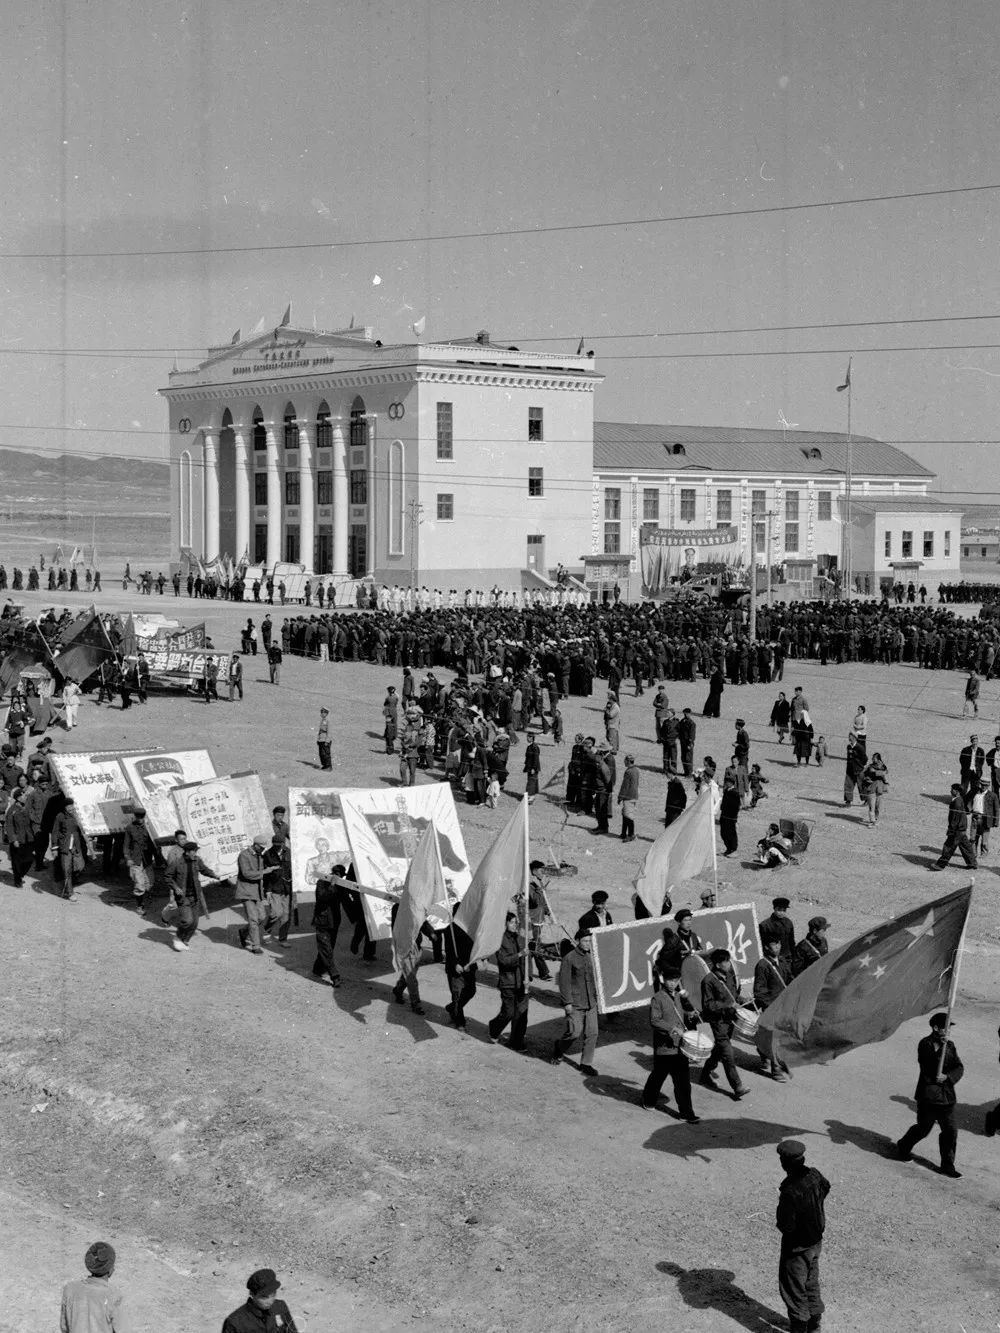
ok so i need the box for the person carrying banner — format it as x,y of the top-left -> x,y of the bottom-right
699,948 -> 749,1100
311,868 -> 344,988
263,835 -> 294,947
551,926 -> 601,1076
775,1139 -> 830,1333
754,938 -> 791,1081
164,840 -> 214,952
444,916 -> 478,1028
122,807 -> 157,917
640,965 -> 701,1121
488,911 -> 530,1050
792,918 -> 829,977
236,835 -> 271,955
895,1013 -> 964,1178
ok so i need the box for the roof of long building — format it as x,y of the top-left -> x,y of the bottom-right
593,421 -> 933,478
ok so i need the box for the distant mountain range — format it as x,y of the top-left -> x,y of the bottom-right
0,448 -> 169,485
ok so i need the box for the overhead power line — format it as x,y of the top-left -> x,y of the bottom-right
3,182 -> 999,260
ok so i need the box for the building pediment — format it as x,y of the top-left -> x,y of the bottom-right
162,326 -> 376,392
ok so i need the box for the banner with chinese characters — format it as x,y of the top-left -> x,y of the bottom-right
170,770 -> 271,879
50,749 -> 160,837
589,902 -> 762,1014
119,750 -> 216,840
338,785 -> 473,940
287,788 -> 354,905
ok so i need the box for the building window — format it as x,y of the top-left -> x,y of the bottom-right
349,399 -> 368,449
605,488 -> 621,520
317,470 -> 333,505
350,469 -> 368,504
716,489 -> 732,523
902,530 -> 913,558
254,473 -> 268,506
680,488 -> 696,522
528,406 -> 543,441
253,412 -> 267,450
285,471 -> 300,506
945,530 -> 951,557
643,488 -> 659,523
315,533 -> 332,574
755,522 -> 766,555
528,467 -> 544,497
254,524 -> 267,562
751,489 -> 766,518
436,402 -> 453,460
884,531 -> 892,558
603,523 -> 620,554
785,489 -> 799,521
389,441 -> 404,555
316,407 -> 332,449
285,526 -> 300,563
283,409 -> 299,450
923,531 -> 934,558
437,493 -> 454,521
784,523 -> 799,553
818,490 -> 832,521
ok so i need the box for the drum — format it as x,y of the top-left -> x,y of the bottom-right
734,1005 -> 759,1042
680,1029 -> 713,1066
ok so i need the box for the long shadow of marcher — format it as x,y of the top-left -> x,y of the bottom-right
644,1116 -> 811,1164
655,1261 -> 787,1332
888,1094 -> 957,1169
824,1118 -> 897,1159
383,991 -> 439,1044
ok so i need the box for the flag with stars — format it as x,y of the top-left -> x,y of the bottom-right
757,885 -> 972,1064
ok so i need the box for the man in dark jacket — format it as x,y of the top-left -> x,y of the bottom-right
640,966 -> 700,1120
775,1139 -> 831,1333
617,753 -> 640,840
664,774 -> 687,827
699,948 -> 748,1100
487,912 -> 529,1050
163,840 -> 215,952
444,915 -> 478,1028
3,788 -> 32,886
578,889 -> 613,934
754,937 -> 791,1081
792,916 -> 829,977
660,708 -> 681,775
678,708 -> 697,777
552,927 -> 600,1075
932,783 -> 978,870
222,1268 -> 299,1333
311,868 -> 344,988
896,1012 -> 964,1177
759,897 -> 796,971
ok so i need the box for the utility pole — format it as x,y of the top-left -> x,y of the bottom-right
407,500 -> 423,592
765,509 -> 774,606
749,517 -> 758,641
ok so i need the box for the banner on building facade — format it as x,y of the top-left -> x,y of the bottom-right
338,786 -> 473,940
589,902 -> 762,1013
287,787 -> 354,905
50,749 -> 161,837
119,749 -> 217,840
640,526 -> 743,592
170,770 -> 271,880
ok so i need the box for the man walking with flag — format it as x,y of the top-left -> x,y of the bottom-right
895,1013 -> 964,1178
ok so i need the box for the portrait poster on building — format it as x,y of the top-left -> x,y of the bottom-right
287,788 -> 353,905
170,770 -> 271,879
590,902 -> 762,1014
338,785 -> 472,940
50,749 -> 160,837
119,750 -> 217,840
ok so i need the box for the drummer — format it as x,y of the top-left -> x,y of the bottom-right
656,908 -> 702,975
753,937 -> 792,1081
639,964 -> 701,1122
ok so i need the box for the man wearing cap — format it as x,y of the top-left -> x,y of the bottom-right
3,787 -> 32,887
488,910 -> 530,1050
592,741 -> 614,833
316,706 -> 332,770
759,898 -> 796,972
754,937 -> 792,1081
263,834 -> 294,947
699,948 -> 749,1100
932,782 -> 978,871
164,840 -> 216,952
792,918 -> 829,977
775,1139 -> 830,1333
640,965 -> 701,1120
618,753 -> 640,840
523,730 -> 541,798
52,796 -> 85,902
552,927 -> 601,1076
26,734 -> 54,786
222,1268 -> 299,1333
678,708 -> 697,777
578,890 -> 613,934
896,1013 -> 964,1178
61,1241 -> 132,1333
382,685 -> 399,754
236,835 -> 272,955
122,806 -> 156,917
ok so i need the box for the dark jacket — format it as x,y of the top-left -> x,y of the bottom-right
914,1032 -> 964,1106
312,878 -> 342,930
792,932 -> 829,977
946,793 -> 970,838
559,945 -> 598,1009
753,953 -> 790,1010
494,929 -> 525,990
649,985 -> 699,1053
221,1297 -> 299,1333
618,764 -> 640,803
759,913 -> 796,967
578,905 -> 612,933
776,1165 -> 830,1249
701,965 -> 740,1031
235,845 -> 267,901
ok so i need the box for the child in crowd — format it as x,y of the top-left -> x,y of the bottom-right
814,735 -> 828,766
749,764 -> 769,807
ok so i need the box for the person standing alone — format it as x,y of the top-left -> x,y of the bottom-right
317,706 -> 332,770
775,1139 -> 830,1333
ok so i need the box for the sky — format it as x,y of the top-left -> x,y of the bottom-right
3,0 -> 1000,500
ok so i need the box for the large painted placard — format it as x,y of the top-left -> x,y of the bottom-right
119,750 -> 217,840
287,788 -> 353,905
338,785 -> 472,940
50,749 -> 159,837
590,902 -> 762,1014
171,770 -> 271,879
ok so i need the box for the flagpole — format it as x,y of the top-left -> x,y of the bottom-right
522,795 -> 531,986
936,877 -> 973,1077
711,793 -> 720,904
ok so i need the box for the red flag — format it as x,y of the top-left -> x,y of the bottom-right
758,884 -> 972,1065
836,357 -> 852,392
391,823 -> 445,972
632,787 -> 714,916
454,798 -> 528,963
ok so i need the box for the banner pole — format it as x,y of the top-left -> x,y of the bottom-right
523,795 -> 531,986
936,879 -> 973,1077
711,790 -> 720,904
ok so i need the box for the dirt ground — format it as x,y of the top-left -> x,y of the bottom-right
4,587 -> 1000,1332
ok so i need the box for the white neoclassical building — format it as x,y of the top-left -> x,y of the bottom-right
161,323 -> 601,588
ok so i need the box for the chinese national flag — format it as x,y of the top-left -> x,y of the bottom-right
757,884 -> 972,1065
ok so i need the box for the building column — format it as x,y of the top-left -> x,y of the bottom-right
202,429 -> 220,560
265,421 -> 282,568
297,419 -> 315,572
233,424 -> 250,561
331,418 -> 349,575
